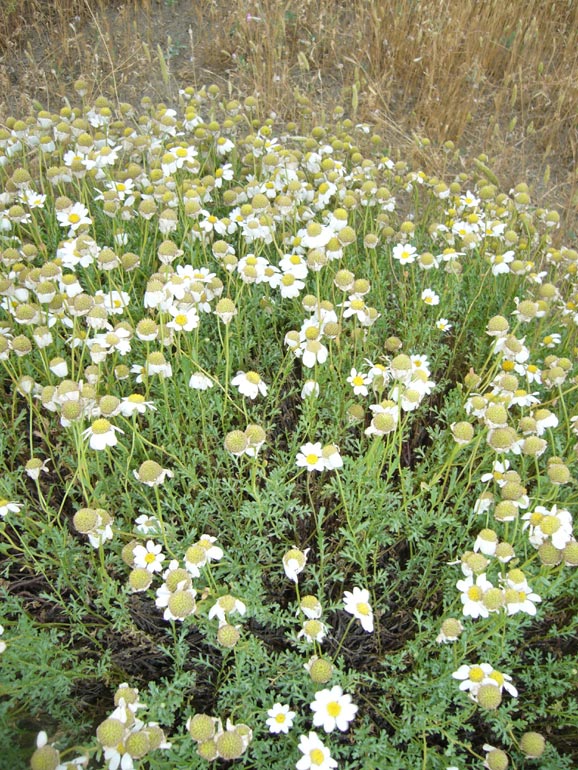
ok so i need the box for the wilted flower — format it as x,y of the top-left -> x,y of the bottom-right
82,418 -> 124,450
283,547 -> 309,582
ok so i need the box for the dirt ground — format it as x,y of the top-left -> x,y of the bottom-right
1,0 -> 577,240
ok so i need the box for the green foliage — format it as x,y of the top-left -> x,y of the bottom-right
0,90 -> 577,770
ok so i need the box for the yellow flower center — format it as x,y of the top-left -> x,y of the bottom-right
327,701 -> 341,717
351,298 -> 364,310
470,666 -> 485,682
310,748 -> 325,766
92,418 -> 112,434
305,326 -> 320,340
145,552 -> 156,564
490,671 -> 504,686
68,213 -> 80,224
275,713 -> 286,723
467,586 -> 483,601
540,516 -> 560,535
175,314 -> 187,326
356,602 -> 370,615
353,376 -> 364,387
306,453 -> 319,465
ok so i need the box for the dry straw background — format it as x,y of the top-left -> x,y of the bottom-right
1,0 -> 578,234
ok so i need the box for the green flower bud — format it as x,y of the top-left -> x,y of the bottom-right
538,542 -> 562,566
197,739 -> 218,760
547,461 -> 571,485
217,623 -> 240,648
485,748 -> 509,770
167,590 -> 196,619
483,587 -> 505,611
495,542 -> 515,562
121,540 -> 138,567
562,540 -> 578,566
97,718 -> 125,748
385,336 -> 402,352
30,745 -> 60,770
519,731 -> 546,758
463,552 -> 489,574
477,683 -> 502,710
125,730 -> 150,759
128,568 -> 153,592
487,315 -> 509,334
143,724 -> 166,750
215,730 -> 244,760
308,656 -> 333,683
73,508 -> 98,534
188,713 -> 217,742
494,500 -> 518,522
451,421 -> 474,444
165,567 -> 192,593
224,430 -> 248,456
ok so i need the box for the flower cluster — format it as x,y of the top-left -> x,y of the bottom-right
96,684 -> 170,770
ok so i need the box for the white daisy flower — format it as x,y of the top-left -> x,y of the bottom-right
296,442 -> 327,472
456,573 -> 493,618
118,394 -> 156,417
392,243 -> 417,265
300,339 -> 328,367
208,594 -> 246,623
421,288 -> 440,306
347,367 -> 370,396
296,732 -> 337,770
297,619 -> 328,643
266,703 -> 295,734
310,686 -> 358,733
56,201 -> 92,233
435,318 -> 452,332
82,418 -> 124,450
0,499 -> 22,518
231,370 -> 268,399
188,371 -> 215,390
134,515 -> 162,536
343,586 -> 374,632
166,304 -> 199,332
282,547 -> 309,582
504,573 -> 542,616
301,379 -> 320,399
522,505 -> 573,550
133,540 -> 165,573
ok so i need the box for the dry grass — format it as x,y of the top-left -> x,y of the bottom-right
1,0 -> 578,233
